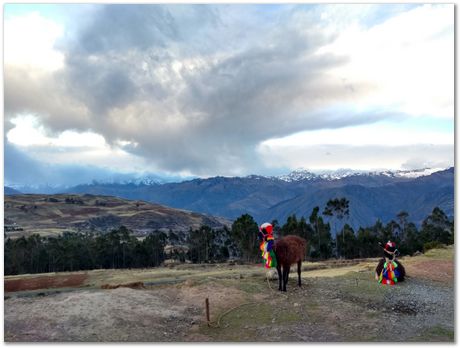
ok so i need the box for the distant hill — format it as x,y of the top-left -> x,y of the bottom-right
63,168 -> 454,231
5,187 -> 22,195
4,194 -> 231,238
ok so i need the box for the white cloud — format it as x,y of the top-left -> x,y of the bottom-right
6,115 -> 152,173
257,143 -> 453,172
317,4 -> 454,119
7,114 -> 106,148
260,121 -> 453,148
4,12 -> 64,72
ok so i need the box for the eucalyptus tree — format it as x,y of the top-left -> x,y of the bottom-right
323,197 -> 350,257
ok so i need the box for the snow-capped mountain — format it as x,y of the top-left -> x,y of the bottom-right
117,176 -> 163,186
379,168 -> 447,178
276,167 -> 447,182
277,169 -> 319,182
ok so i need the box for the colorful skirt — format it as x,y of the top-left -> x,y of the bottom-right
379,261 -> 401,285
260,241 -> 277,268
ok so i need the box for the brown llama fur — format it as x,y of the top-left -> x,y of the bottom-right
273,235 -> 307,292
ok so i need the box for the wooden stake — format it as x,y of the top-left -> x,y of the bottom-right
205,298 -> 210,326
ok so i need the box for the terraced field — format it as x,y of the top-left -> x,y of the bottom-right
5,194 -> 230,237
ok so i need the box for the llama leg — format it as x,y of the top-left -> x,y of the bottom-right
283,265 -> 290,292
276,264 -> 282,291
282,269 -> 286,292
297,260 -> 302,287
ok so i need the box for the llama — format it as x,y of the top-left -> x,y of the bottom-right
375,240 -> 405,285
273,235 -> 307,292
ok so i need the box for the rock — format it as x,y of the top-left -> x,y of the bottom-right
293,303 -> 300,307
413,251 -> 423,256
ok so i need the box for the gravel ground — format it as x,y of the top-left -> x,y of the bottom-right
199,268 -> 454,342
311,275 -> 454,341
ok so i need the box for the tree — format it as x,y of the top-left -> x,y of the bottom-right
356,226 -> 380,258
280,214 -> 298,237
231,214 -> 260,262
187,225 -> 216,263
336,224 -> 358,259
271,219 -> 281,239
402,222 -> 422,255
420,207 -> 454,246
323,198 -> 350,257
280,215 -> 311,260
144,232 -> 167,267
396,211 -> 409,241
308,214 -> 333,260
309,207 -> 321,258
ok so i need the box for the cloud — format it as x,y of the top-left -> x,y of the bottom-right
256,143 -> 453,171
4,4 -> 454,180
54,4 -> 360,175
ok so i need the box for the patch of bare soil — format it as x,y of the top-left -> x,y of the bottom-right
404,260 -> 453,283
5,274 -> 87,292
4,279 -> 252,342
4,287 -> 194,342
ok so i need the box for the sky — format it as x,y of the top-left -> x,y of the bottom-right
4,3 -> 454,187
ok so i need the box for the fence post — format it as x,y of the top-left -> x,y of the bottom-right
205,298 -> 210,326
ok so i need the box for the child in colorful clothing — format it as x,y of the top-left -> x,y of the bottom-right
375,240 -> 405,285
258,222 -> 277,269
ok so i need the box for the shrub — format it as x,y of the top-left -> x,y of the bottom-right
423,241 -> 446,252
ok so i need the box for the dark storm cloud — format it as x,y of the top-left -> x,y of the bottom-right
5,4 -> 417,177
180,47 -> 350,141
63,57 -> 137,114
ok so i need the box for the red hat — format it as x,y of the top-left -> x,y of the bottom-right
384,241 -> 396,254
260,222 -> 273,235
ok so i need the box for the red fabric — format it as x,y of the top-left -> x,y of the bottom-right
260,222 -> 273,235
385,241 -> 396,251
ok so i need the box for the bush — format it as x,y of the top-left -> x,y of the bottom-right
423,241 -> 446,252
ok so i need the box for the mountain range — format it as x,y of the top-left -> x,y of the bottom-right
6,167 -> 452,232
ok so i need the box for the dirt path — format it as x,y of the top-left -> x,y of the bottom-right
4,250 -> 454,342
